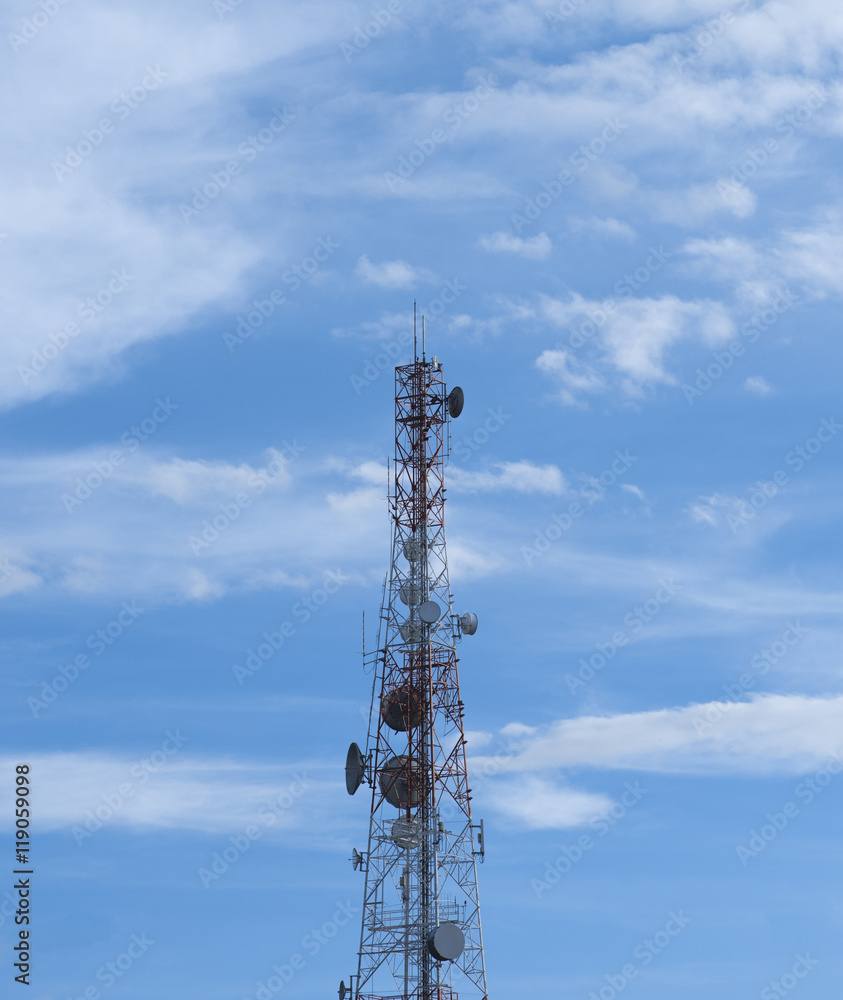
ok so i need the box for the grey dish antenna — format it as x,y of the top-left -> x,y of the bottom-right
351,848 -> 365,871
381,684 -> 422,732
400,619 -> 423,643
403,534 -> 423,562
379,755 -> 421,809
399,581 -> 421,606
346,742 -> 366,796
459,612 -> 478,635
428,922 -> 465,962
447,386 -> 464,418
418,600 -> 442,624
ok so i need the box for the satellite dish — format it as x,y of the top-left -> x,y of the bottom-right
418,600 -> 441,624
339,981 -> 347,1000
399,581 -> 421,606
403,534 -> 423,562
351,849 -> 364,871
428,922 -> 465,962
400,619 -> 423,644
345,742 -> 365,796
379,755 -> 422,809
447,386 -> 464,418
391,816 -> 422,849
459,612 -> 478,635
381,684 -> 423,732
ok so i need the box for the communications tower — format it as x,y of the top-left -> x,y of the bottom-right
341,326 -> 489,1000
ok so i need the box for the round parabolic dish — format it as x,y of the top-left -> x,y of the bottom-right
403,535 -> 422,562
400,619 -> 423,643
345,742 -> 365,796
399,581 -> 421,606
378,755 -> 421,809
418,600 -> 441,624
428,922 -> 465,962
381,684 -> 423,731
447,386 -> 465,418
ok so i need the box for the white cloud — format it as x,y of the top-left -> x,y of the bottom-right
647,181 -> 758,225
464,730 -> 494,750
348,460 -> 389,486
745,375 -> 775,396
483,775 -> 613,830
445,540 -> 507,581
0,445 -> 375,602
0,550 -> 42,598
568,216 -> 636,241
684,212 -> 843,304
535,348 -> 606,406
449,461 -> 567,495
0,750 -> 345,843
0,1 -> 367,411
477,231 -> 552,259
354,254 -> 437,288
124,449 -> 294,504
501,721 -> 538,740
621,483 -> 647,502
686,492 -> 747,528
183,568 -> 226,602
473,694 -> 843,777
538,294 -> 734,397
330,311 -> 413,342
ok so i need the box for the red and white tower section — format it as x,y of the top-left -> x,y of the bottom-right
342,349 -> 489,1000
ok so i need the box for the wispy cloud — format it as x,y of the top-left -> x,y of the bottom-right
478,231 -> 552,259
354,254 -> 437,288
745,375 -> 775,396
0,751 -> 343,843
449,460 -> 567,495
482,775 -> 613,830
568,216 -> 636,242
472,695 -> 843,777
537,294 -> 734,398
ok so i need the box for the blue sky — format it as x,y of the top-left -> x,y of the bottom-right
1,0 -> 843,997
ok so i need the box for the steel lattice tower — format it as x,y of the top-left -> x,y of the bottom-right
341,337 -> 488,1000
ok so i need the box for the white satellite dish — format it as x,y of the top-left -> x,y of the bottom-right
399,581 -> 421,606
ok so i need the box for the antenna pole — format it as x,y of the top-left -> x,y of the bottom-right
422,316 -> 425,361
413,302 -> 417,361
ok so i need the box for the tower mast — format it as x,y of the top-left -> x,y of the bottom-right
343,331 -> 486,1000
